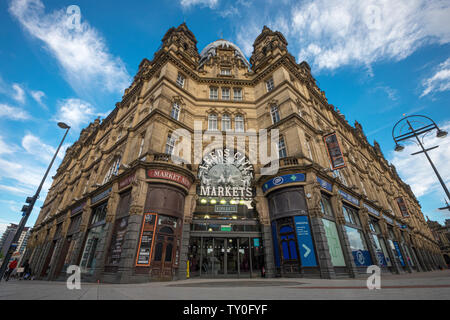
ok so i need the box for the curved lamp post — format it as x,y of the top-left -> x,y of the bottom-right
0,122 -> 70,282
392,115 -> 449,210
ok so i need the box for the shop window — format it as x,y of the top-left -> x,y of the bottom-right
91,202 -> 108,226
344,226 -> 372,267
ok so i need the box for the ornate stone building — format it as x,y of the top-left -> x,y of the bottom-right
23,24 -> 445,283
427,218 -> 450,267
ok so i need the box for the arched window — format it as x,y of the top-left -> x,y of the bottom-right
208,113 -> 218,131
235,115 -> 244,132
222,114 -> 231,131
103,156 -> 121,185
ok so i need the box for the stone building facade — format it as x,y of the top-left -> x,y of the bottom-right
428,219 -> 450,267
23,24 -> 445,283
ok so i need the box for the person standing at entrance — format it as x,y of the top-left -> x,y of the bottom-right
5,259 -> 18,281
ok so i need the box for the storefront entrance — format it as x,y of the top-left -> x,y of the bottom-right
188,236 -> 264,278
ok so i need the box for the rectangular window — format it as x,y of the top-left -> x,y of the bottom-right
279,137 -> 287,159
210,87 -> 218,100
266,78 -> 274,92
322,219 -> 346,267
222,88 -> 230,100
233,88 -> 242,101
171,102 -> 180,120
138,134 -> 146,158
176,74 -> 185,88
165,135 -> 176,155
306,138 -> 313,160
320,195 -> 334,217
220,69 -> 231,75
271,105 -> 280,124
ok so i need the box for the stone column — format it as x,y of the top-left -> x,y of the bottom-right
331,192 -> 358,278
359,208 -> 380,268
305,180 -> 335,279
117,171 -> 147,283
379,219 -> 401,274
255,193 -> 275,278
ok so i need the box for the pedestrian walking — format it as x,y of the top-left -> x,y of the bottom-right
4,259 -> 18,281
22,260 -> 32,280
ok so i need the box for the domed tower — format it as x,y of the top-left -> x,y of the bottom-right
198,39 -> 251,78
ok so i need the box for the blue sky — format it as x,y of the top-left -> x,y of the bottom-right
0,0 -> 449,236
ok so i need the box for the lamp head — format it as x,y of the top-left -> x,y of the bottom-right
436,129 -> 448,138
57,122 -> 70,129
394,144 -> 405,152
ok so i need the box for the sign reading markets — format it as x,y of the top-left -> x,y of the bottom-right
263,173 -> 306,193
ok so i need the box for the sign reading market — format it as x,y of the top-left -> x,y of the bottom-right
146,169 -> 192,189
198,148 -> 254,199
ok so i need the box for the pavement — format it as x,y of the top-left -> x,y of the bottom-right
0,269 -> 450,300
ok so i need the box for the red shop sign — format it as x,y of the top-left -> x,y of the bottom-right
146,169 -> 191,189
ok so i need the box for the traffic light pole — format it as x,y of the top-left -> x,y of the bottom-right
0,126 -> 70,282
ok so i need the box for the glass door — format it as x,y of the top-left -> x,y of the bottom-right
213,238 -> 225,275
227,238 -> 238,274
239,238 -> 251,275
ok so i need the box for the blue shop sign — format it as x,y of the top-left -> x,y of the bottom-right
253,238 -> 260,247
263,173 -> 306,193
375,251 -> 387,267
92,187 -> 112,204
316,177 -> 333,192
339,190 -> 360,206
394,241 -> 405,266
363,203 -> 380,217
351,250 -> 373,267
293,216 -> 318,267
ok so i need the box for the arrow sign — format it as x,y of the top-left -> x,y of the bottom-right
302,244 -> 311,258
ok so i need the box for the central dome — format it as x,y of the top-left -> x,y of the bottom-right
199,40 -> 250,69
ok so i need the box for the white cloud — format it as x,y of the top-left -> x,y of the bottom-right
53,98 -> 99,131
180,0 -> 219,9
0,136 -> 18,155
232,0 -> 450,72
291,0 -> 450,71
12,83 -> 26,104
0,103 -> 31,120
9,0 -> 131,96
30,90 -> 46,108
22,134 -> 66,163
390,121 -> 450,198
420,58 -> 450,97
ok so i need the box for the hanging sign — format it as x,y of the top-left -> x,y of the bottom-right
262,173 -> 306,193
396,197 -> 410,218
293,216 -> 318,267
323,133 -> 346,170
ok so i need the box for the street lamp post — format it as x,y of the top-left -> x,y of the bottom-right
0,122 -> 70,282
392,115 -> 449,211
